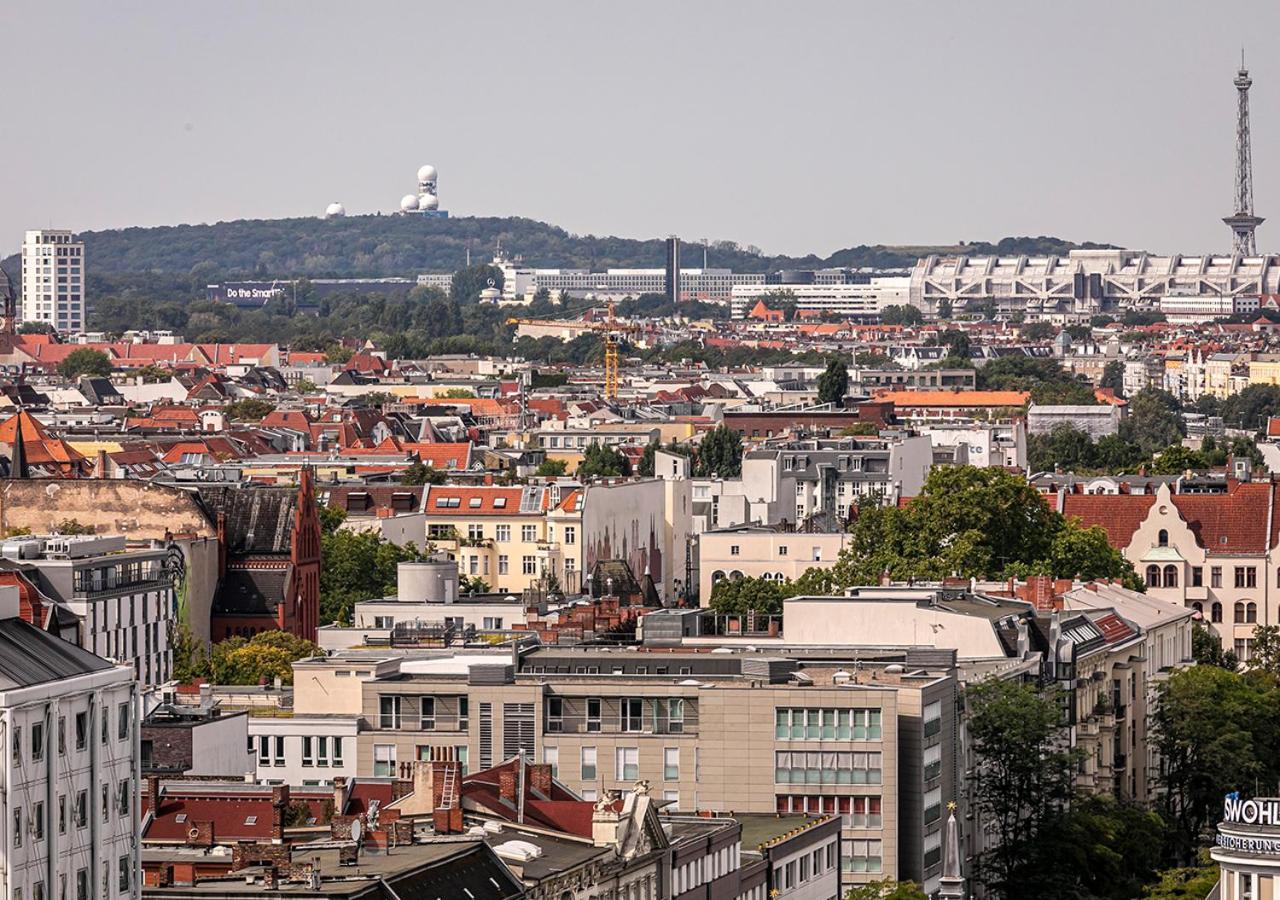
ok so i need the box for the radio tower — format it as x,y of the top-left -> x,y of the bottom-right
1224,53 -> 1264,256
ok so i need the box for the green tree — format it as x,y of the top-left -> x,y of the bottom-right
935,329 -> 971,359
58,348 -> 112,379
694,424 -> 743,478
816,357 -> 850,407
1191,622 -> 1238,669
844,880 -> 928,900
224,398 -> 276,421
459,575 -> 491,595
437,388 -> 476,399
401,459 -> 446,485
936,298 -> 953,320
1121,388 -> 1185,455
1221,383 -> 1280,430
1021,321 -> 1055,342
171,621 -> 209,683
966,677 -> 1080,899
450,264 -> 504,304
1248,624 -> 1280,675
577,442 -> 629,479
1023,796 -> 1164,900
708,576 -> 790,615
1141,853 -> 1223,900
535,458 -> 569,477
208,630 -> 322,686
880,304 -> 924,326
320,530 -> 430,624
1151,665 -> 1280,864
1101,359 -> 1125,397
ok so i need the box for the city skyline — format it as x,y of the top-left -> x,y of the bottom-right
4,1 -> 1280,258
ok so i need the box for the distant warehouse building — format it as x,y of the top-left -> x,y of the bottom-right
909,250 -> 1280,319
1159,292 -> 1260,324
730,278 -> 911,319
1027,403 -> 1122,439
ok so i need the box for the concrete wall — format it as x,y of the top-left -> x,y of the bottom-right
582,480 -> 670,599
190,713 -> 254,778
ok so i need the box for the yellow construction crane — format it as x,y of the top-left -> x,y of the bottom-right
507,302 -> 635,400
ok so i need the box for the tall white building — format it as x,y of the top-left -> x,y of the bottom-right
20,230 -> 85,334
0,589 -> 140,900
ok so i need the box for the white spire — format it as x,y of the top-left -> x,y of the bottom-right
938,804 -> 965,900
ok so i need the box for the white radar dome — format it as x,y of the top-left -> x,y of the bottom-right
324,202 -> 346,218
399,194 -> 420,212
419,193 -> 439,210
417,164 -> 438,183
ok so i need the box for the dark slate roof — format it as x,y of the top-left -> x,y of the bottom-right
212,568 -> 290,616
387,843 -> 523,900
78,377 -> 124,406
0,617 -> 112,689
196,485 -> 297,554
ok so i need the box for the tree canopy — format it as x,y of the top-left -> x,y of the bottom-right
694,424 -> 743,478
817,357 -> 850,407
319,525 -> 431,625
57,348 -> 112,379
205,630 -> 322,686
577,442 -> 630,479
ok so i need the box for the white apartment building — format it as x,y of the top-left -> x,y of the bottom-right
20,230 -> 85,334
0,590 -> 140,900
3,536 -> 177,690
730,279 -> 911,319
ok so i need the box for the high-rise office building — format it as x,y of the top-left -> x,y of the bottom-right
665,236 -> 681,304
20,230 -> 85,334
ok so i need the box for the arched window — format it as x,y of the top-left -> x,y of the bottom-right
1158,529 -> 1169,547
1235,601 -> 1247,624
1146,565 -> 1160,588
1163,565 -> 1178,588
711,570 -> 726,585
1212,602 -> 1223,623
1192,601 -> 1204,615
1247,602 -> 1258,624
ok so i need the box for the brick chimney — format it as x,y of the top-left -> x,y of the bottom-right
1025,575 -> 1059,612
498,766 -> 518,805
529,763 -> 553,797
147,776 -> 161,815
270,785 -> 290,843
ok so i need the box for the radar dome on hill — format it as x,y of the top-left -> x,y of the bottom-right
419,193 -> 439,211
399,194 -> 420,212
417,164 -> 438,184
324,202 -> 346,218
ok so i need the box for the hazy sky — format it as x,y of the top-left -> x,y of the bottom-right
6,1 -> 1280,258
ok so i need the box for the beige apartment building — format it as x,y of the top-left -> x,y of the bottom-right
290,646 -> 958,894
698,525 -> 851,600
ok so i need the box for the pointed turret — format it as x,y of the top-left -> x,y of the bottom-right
938,804 -> 965,900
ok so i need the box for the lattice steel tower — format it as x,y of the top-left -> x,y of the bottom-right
1224,56 -> 1264,255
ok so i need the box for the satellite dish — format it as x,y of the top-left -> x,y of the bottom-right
350,819 -> 363,842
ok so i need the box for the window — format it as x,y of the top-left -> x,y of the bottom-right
1145,565 -> 1159,588
467,524 -> 484,540
923,702 -> 942,737
778,545 -> 788,556
332,737 -> 344,767
1163,565 -> 1178,588
1236,566 -> 1258,589
522,556 -> 536,575
118,857 -> 130,893
76,870 -> 87,900
547,697 -> 564,732
302,736 -> 314,767
844,839 -> 883,874
102,784 -> 109,822
459,698 -> 469,730
1247,602 -> 1259,624
564,527 -> 575,545
75,713 -> 87,750
379,695 -> 402,730
586,698 -> 602,732
58,795 -> 65,834
495,525 -> 511,542
420,697 -> 436,730
615,747 -> 639,781
1212,601 -> 1223,623
498,555 -> 509,575
1157,529 -> 1169,547
775,707 -> 880,740
924,786 -> 943,824
374,616 -> 394,629
667,698 -> 685,733
1192,566 -> 1203,587
13,806 -> 22,847
1212,566 -> 1223,588
317,736 -> 330,767
544,746 -> 558,778
117,780 -> 129,818
774,751 -> 882,784
1235,601 -> 1247,624
32,721 -> 44,762
273,736 -> 285,766
118,702 -> 130,741
663,747 -> 679,781
373,744 -> 396,778
621,698 -> 644,732
12,724 -> 21,764
522,525 -> 537,542
730,545 -> 741,556
257,736 -> 270,766
482,617 -> 503,630
58,717 -> 65,756
581,746 -> 597,781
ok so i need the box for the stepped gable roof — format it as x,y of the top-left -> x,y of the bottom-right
1061,494 -> 1157,546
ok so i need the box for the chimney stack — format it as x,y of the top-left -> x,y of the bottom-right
147,776 -> 162,815
270,785 -> 290,843
498,766 -> 518,805
529,763 -> 553,797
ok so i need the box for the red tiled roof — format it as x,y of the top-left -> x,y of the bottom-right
425,486 -> 530,515
1172,483 -> 1273,553
1094,612 -> 1137,644
1062,494 -> 1156,547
